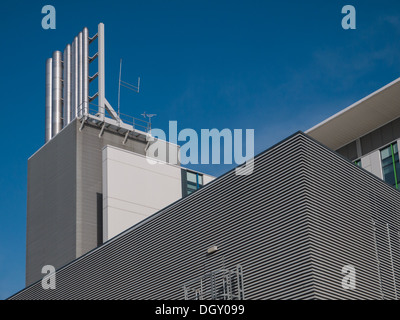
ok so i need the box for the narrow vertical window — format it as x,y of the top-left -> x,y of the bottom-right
380,143 -> 400,189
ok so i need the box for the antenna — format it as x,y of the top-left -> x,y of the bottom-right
141,112 -> 157,131
118,59 -> 122,117
117,58 -> 140,117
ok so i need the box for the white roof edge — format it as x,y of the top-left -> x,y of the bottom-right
305,76 -> 400,134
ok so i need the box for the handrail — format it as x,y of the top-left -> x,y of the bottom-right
76,102 -> 151,132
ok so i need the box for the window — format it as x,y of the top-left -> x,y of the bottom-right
182,170 -> 203,197
380,143 -> 400,189
186,171 -> 203,195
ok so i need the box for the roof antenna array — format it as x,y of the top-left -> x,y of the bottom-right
117,58 -> 140,117
141,112 -> 157,131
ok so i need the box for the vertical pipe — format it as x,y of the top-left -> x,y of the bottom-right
52,51 -> 63,137
63,44 -> 71,127
78,32 -> 83,117
82,27 -> 89,116
98,23 -> 105,119
71,37 -> 78,120
45,58 -> 53,142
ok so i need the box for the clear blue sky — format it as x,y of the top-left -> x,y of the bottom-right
1,0 -> 400,299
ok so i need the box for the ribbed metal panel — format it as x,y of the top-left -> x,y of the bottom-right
12,132 -> 400,299
303,136 -> 400,299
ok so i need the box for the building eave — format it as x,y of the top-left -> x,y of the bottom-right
306,77 -> 400,150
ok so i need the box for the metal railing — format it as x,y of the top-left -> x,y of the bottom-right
183,265 -> 245,300
76,102 -> 151,133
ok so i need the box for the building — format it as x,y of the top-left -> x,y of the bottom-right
11,131 -> 400,299
25,24 -> 214,286
26,118 -> 214,286
11,23 -> 400,299
307,77 -> 400,189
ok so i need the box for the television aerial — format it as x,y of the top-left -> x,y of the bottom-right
141,112 -> 157,131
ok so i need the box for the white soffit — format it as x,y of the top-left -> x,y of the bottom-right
306,77 -> 400,150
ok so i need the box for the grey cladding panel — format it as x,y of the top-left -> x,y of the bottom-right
26,124 -> 77,286
15,133 -> 314,300
304,136 -> 400,299
26,119 -> 148,285
338,117 -> 400,159
17,132 -> 400,299
360,117 -> 400,155
337,141 -> 357,161
76,123 -> 148,257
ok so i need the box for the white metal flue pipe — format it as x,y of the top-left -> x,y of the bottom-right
98,23 -> 105,120
71,36 -> 78,120
82,27 -> 89,116
78,32 -> 83,117
45,57 -> 53,142
63,44 -> 71,126
51,51 -> 63,137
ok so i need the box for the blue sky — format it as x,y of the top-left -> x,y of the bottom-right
1,0 -> 400,299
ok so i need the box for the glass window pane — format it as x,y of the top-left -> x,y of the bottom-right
381,143 -> 399,188
185,171 -> 203,195
382,157 -> 392,167
187,172 -> 197,183
393,143 -> 398,154
381,147 -> 391,160
187,183 -> 197,195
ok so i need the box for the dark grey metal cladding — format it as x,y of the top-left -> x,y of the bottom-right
303,136 -> 400,299
337,116 -> 400,159
16,132 -> 400,299
360,117 -> 400,156
336,140 -> 358,161
180,169 -> 187,197
17,133 -> 313,299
